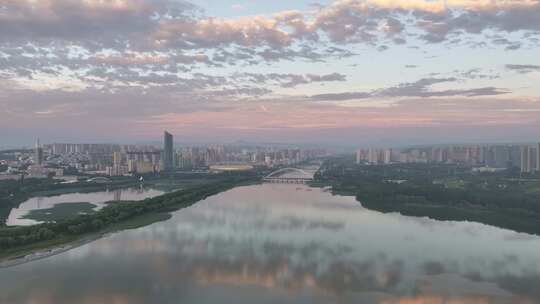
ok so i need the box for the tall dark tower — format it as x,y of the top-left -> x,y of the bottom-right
35,138 -> 44,166
163,131 -> 174,171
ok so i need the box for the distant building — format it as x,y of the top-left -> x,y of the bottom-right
113,151 -> 122,166
35,139 -> 44,165
352,143 -> 540,170
127,159 -> 137,173
384,149 -> 392,164
509,146 -> 522,168
530,146 -> 537,172
537,143 -> 540,171
368,148 -> 378,164
493,145 -> 510,168
521,146 -> 531,173
162,131 -> 174,171
135,161 -> 156,174
265,156 -> 272,167
27,165 -> 63,178
355,149 -> 362,164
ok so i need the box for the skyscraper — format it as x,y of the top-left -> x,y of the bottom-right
163,131 -> 174,171
35,139 -> 43,166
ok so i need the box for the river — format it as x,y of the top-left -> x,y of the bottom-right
1,184 -> 539,303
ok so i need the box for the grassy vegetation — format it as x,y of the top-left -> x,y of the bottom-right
434,177 -> 467,189
144,177 -> 219,192
0,173 -> 243,226
0,212 -> 175,260
107,212 -> 172,231
21,203 -> 97,223
318,157 -> 540,235
0,178 -> 143,226
523,181 -> 540,195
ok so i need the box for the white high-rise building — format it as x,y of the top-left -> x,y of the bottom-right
384,149 -> 392,164
368,148 -> 378,164
521,146 -> 531,173
355,149 -> 362,164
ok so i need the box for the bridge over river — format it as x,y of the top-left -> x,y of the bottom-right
263,167 -> 318,184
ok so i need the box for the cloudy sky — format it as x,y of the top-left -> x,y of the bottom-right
1,0 -> 540,147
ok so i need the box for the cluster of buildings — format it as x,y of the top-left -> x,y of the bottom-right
98,132 -> 328,176
356,143 -> 540,173
0,132 -> 328,179
0,140 -> 65,179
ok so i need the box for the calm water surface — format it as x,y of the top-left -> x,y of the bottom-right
7,187 -> 165,226
1,184 -> 540,304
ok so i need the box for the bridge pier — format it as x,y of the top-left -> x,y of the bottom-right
262,178 -> 311,184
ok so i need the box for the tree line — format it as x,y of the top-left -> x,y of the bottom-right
318,159 -> 540,235
0,176 -> 252,252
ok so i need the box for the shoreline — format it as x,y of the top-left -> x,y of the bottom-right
0,177 -> 258,268
0,233 -> 105,269
314,182 -> 540,237
1,179 -> 143,226
0,210 -> 175,268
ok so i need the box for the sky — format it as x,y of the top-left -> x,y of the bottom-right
1,0 -> 540,147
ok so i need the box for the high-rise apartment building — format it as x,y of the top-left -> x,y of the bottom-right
368,148 -> 378,164
493,146 -> 509,168
530,146 -> 538,172
521,146 -> 531,173
384,149 -> 392,164
356,149 -> 362,164
113,151 -> 122,166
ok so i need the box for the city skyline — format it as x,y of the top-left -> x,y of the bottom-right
5,138 -> 540,181
2,0 -> 540,146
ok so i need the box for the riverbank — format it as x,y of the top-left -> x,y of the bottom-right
0,176 -> 258,264
317,159 -> 540,236
0,211 -> 173,268
1,178 -> 144,225
359,199 -> 540,235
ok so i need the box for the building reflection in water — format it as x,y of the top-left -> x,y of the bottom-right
113,189 -> 121,201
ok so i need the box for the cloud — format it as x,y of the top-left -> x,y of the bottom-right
505,64 -> 540,73
0,0 -> 539,145
2,0 -> 540,53
311,77 -> 509,101
0,0 -> 195,48
0,0 -> 538,85
257,72 -> 347,88
457,68 -> 500,80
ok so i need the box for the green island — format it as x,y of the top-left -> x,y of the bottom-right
0,173 -> 258,261
0,177 -> 144,224
315,157 -> 540,236
21,202 -> 98,222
